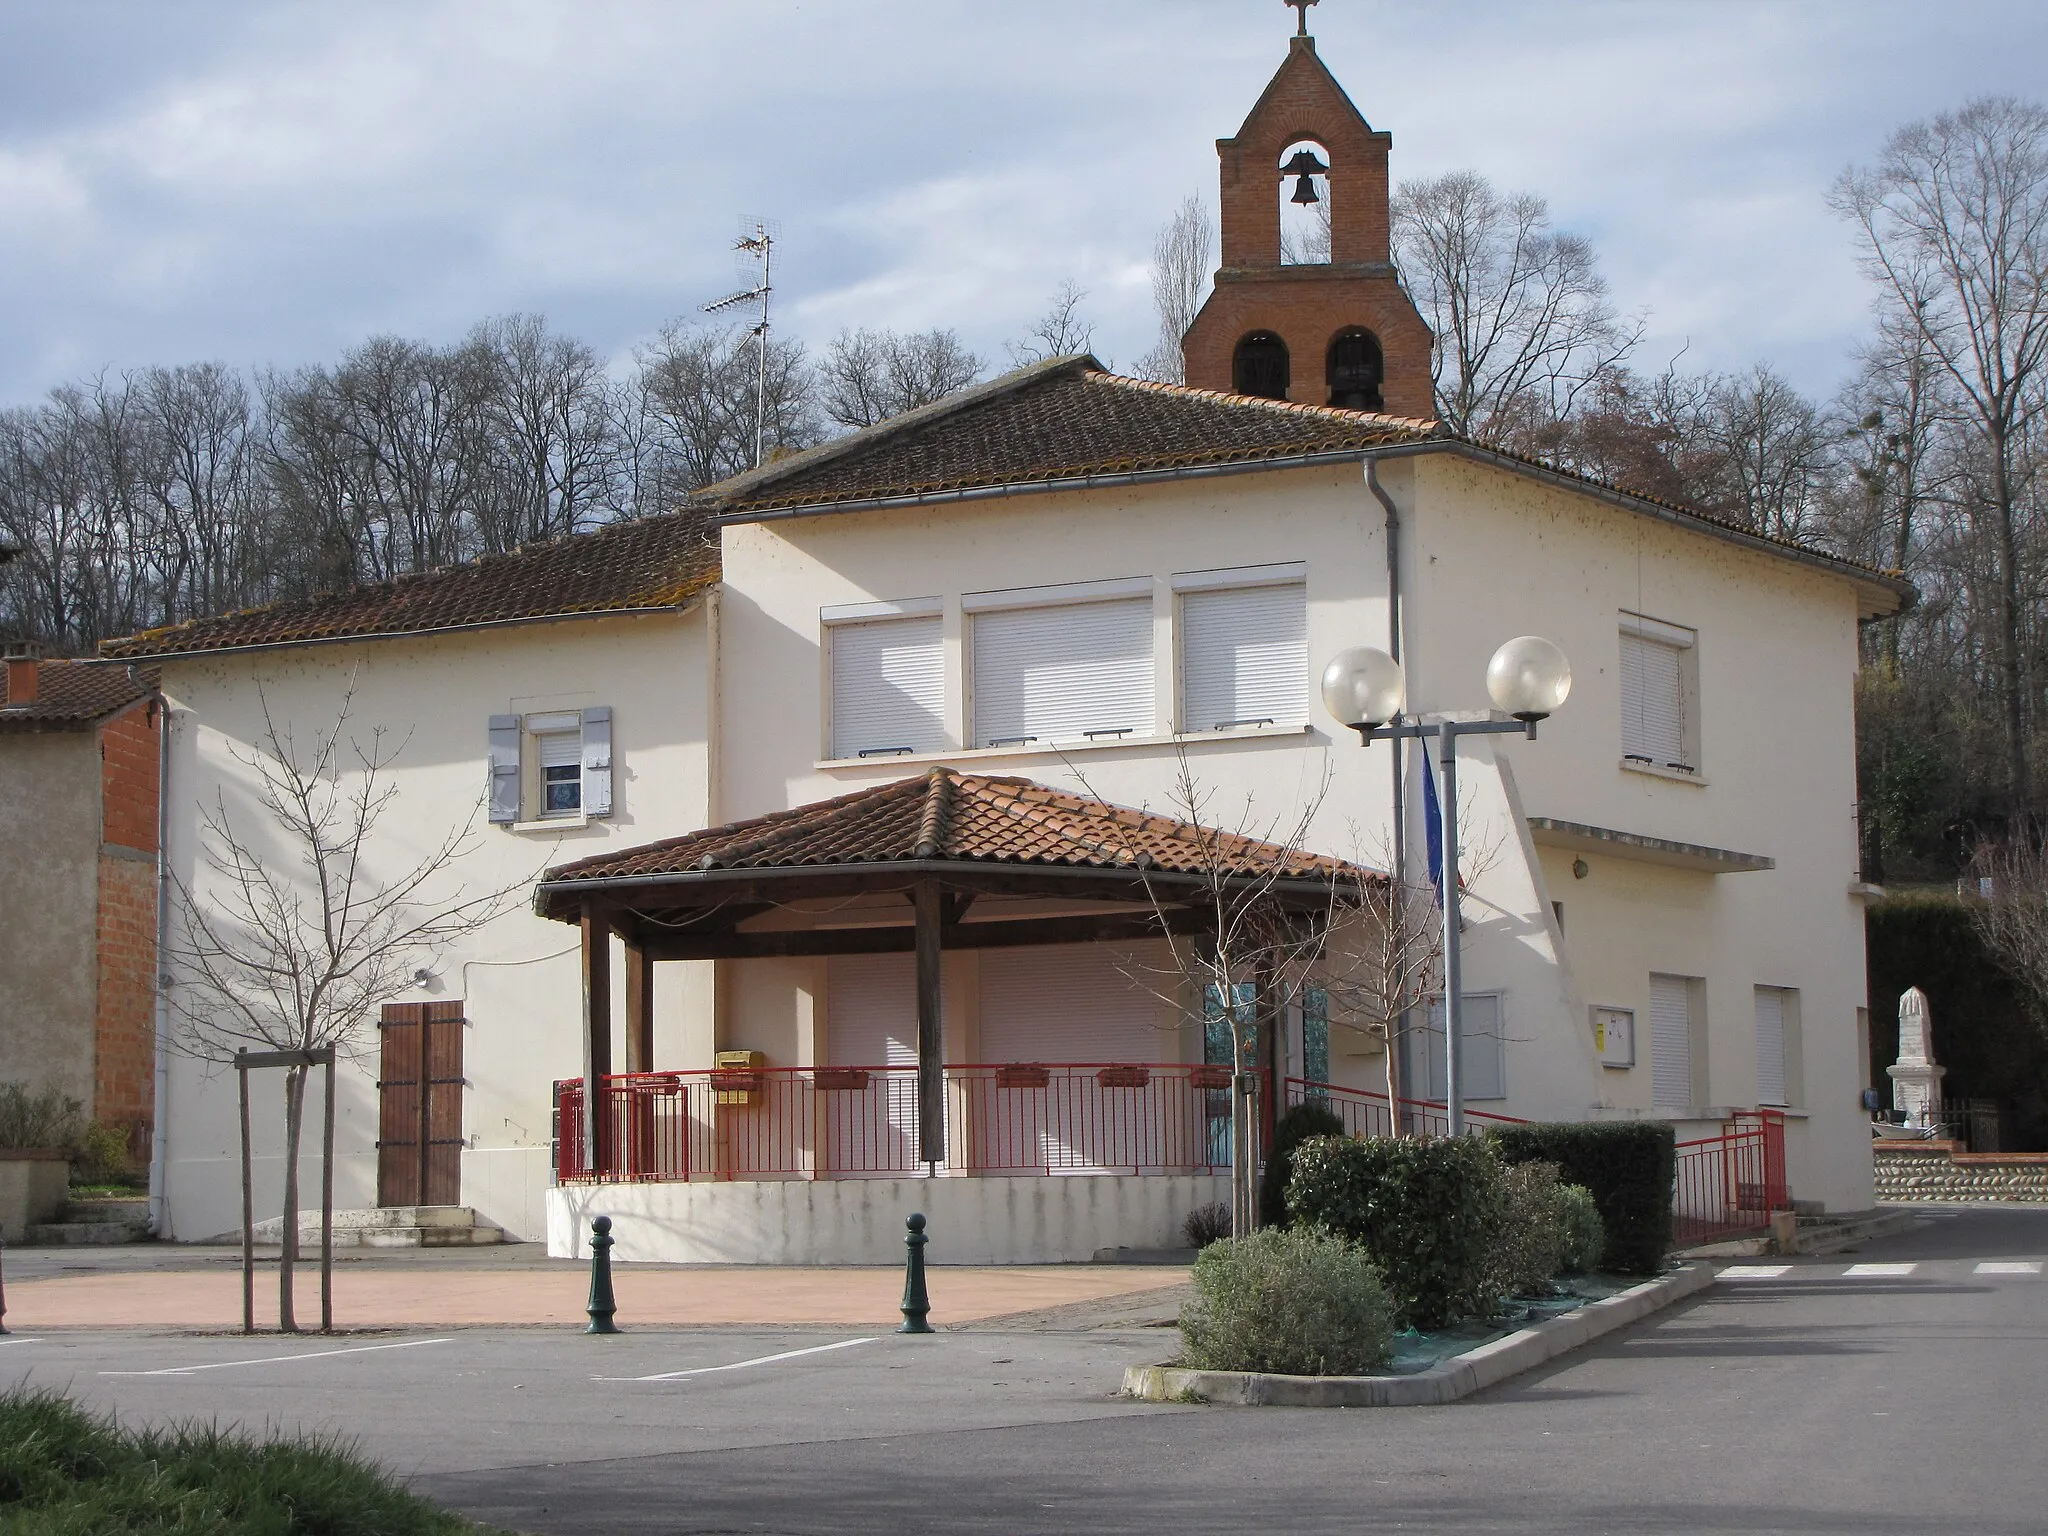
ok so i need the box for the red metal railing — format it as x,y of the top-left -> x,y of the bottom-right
1283,1077 -> 1530,1138
555,1063 -> 1234,1183
1673,1110 -> 1788,1245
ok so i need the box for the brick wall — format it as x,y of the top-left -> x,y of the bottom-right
94,701 -> 160,1150
1874,1142 -> 2048,1202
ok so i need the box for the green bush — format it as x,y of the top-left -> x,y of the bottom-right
1486,1121 -> 1675,1274
1484,1159 -> 1567,1300
1556,1183 -> 1605,1275
72,1122 -> 134,1186
1259,1099 -> 1347,1228
0,1082 -> 86,1151
1286,1133 -> 1508,1328
0,1384 -> 502,1533
1179,1226 -> 1395,1376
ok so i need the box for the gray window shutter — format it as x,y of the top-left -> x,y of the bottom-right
487,715 -> 521,824
582,706 -> 613,817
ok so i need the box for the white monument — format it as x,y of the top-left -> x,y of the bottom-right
1888,987 -> 1946,1130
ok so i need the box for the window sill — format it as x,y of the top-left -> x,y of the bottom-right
816,723 -> 1313,770
1620,758 -> 1708,787
507,814 -> 590,834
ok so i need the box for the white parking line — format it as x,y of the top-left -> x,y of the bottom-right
0,1338 -> 43,1346
1719,1265 -> 1791,1279
598,1336 -> 879,1383
1841,1263 -> 1918,1278
1975,1261 -> 2044,1275
100,1338 -> 452,1377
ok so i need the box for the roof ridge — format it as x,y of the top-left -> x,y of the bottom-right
698,355 -> 1098,511
912,765 -> 954,858
1090,370 -> 1441,434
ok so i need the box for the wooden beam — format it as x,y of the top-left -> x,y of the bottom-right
915,881 -> 945,1167
638,906 -> 1214,961
623,938 -> 654,1073
581,906 -> 612,1177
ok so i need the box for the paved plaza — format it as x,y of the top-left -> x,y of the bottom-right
1,1207 -> 2044,1534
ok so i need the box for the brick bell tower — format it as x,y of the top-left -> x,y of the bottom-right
1181,14 -> 1434,419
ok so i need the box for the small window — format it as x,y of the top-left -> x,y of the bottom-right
1650,972 -> 1700,1109
1620,614 -> 1698,773
486,707 -> 612,825
1327,328 -> 1384,411
1411,992 -> 1506,1101
969,590 -> 1154,747
828,608 -> 946,760
1176,572 -> 1308,733
1233,331 -> 1290,400
1754,986 -> 1799,1108
537,729 -> 582,815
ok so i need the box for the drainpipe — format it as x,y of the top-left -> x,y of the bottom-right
1365,458 -> 1409,1118
147,696 -> 172,1237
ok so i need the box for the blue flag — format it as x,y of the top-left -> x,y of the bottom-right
1423,753 -> 1444,906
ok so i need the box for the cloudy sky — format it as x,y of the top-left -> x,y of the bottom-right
2,0 -> 2043,408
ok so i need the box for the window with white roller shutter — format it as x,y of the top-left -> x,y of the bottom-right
1650,972 -> 1698,1108
977,943 -> 1172,1063
825,953 -> 923,1175
1407,993 -> 1507,1101
1620,614 -> 1697,772
1178,576 -> 1308,733
828,611 -> 946,760
1754,986 -> 1792,1107
969,587 -> 1154,748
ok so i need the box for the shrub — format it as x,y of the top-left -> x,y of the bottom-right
1486,1121 -> 1675,1274
1259,1099 -> 1348,1227
0,1082 -> 86,1151
1286,1133 -> 1508,1329
1484,1159 -> 1567,1300
1556,1182 -> 1605,1275
1179,1226 -> 1395,1376
72,1121 -> 134,1185
0,1384 -> 498,1533
1182,1201 -> 1232,1249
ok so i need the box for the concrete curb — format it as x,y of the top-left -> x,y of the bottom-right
1121,1261 -> 1715,1407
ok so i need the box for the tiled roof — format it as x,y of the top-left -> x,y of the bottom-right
0,658 -> 156,732
537,767 -> 1379,915
711,356 -> 1438,517
99,506 -> 720,661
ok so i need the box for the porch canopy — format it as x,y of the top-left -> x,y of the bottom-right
533,767 -> 1379,1171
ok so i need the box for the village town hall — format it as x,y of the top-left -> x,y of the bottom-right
94,24 -> 1907,1262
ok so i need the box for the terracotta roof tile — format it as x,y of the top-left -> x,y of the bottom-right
99,506 -> 719,661
537,768 -> 1379,916
0,658 -> 156,731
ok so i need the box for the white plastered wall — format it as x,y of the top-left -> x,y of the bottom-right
153,610 -> 712,1243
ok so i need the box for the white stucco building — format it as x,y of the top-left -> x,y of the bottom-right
99,34 -> 1910,1262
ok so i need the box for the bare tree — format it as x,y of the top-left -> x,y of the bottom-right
1137,195 -> 1215,383
1007,281 -> 1097,368
165,682 -> 520,1330
467,314 -> 619,551
1834,96 -> 2048,814
1969,836 -> 2048,1033
630,321 -> 820,497
1393,171 -> 1642,444
819,327 -> 983,429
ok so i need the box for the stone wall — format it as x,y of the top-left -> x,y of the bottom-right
1874,1141 -> 2048,1202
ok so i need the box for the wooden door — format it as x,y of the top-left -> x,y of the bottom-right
377,1001 -> 466,1207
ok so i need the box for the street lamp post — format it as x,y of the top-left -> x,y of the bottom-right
1321,637 -> 1571,1137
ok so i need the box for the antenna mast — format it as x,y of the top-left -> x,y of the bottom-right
702,224 -> 776,470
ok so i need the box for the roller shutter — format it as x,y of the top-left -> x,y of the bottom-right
971,598 -> 1153,747
1651,973 -> 1695,1108
830,616 -> 946,760
1180,583 -> 1308,732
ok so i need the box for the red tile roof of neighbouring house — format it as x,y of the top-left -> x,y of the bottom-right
535,767 -> 1381,918
0,657 -> 157,732
98,505 -> 720,661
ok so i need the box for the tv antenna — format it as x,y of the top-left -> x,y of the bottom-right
703,222 -> 776,470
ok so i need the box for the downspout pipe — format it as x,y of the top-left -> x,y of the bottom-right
1366,458 -> 1408,1115
147,694 -> 173,1237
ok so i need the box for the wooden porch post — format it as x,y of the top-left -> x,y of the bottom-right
624,938 -> 654,1074
914,882 -> 945,1168
581,905 -> 613,1177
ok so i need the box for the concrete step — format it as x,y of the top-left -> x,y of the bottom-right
23,1220 -> 152,1245
245,1205 -> 507,1247
64,1197 -> 151,1224
1795,1208 -> 1921,1255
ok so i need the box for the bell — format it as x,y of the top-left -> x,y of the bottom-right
1281,148 -> 1328,205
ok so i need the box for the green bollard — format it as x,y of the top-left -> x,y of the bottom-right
585,1214 -> 620,1334
898,1212 -> 933,1334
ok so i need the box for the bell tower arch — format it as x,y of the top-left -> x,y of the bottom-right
1180,26 -> 1434,419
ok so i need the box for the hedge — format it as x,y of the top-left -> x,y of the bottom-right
1259,1098 -> 1347,1228
1485,1121 -> 1674,1274
1286,1133 -> 1506,1328
1179,1227 -> 1395,1376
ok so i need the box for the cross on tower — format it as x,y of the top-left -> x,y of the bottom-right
1286,0 -> 1317,35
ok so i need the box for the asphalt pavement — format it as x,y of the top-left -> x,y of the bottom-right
2,1206 -> 2043,1535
